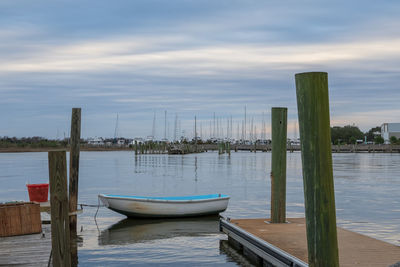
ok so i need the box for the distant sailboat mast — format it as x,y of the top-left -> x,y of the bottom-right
200,122 -> 203,141
244,106 -> 247,141
152,112 -> 156,140
230,115 -> 233,140
164,110 -> 167,141
194,115 -> 197,142
213,112 -> 216,139
174,113 -> 178,142
209,120 -> 212,140
147,111 -> 156,141
114,113 -> 119,140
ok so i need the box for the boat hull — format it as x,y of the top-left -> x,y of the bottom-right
99,194 -> 229,218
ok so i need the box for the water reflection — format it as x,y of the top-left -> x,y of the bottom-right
219,240 -> 255,267
194,156 -> 198,182
2,151 -> 400,265
99,215 -> 220,246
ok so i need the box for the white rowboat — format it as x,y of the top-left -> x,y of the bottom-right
98,194 -> 230,218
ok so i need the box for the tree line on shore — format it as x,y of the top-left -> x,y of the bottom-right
332,125 -> 397,145
331,125 -> 379,145
0,136 -> 68,148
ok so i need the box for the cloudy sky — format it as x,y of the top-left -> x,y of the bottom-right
1,0 -> 400,140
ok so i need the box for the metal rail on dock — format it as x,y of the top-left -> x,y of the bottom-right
219,217 -> 308,267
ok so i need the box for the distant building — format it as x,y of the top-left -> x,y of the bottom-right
87,137 -> 104,146
116,138 -> 125,146
289,138 -> 300,145
146,135 -> 155,142
131,137 -> 144,145
381,123 -> 400,143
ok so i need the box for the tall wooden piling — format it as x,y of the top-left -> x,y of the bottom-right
69,108 -> 81,237
295,72 -> 339,266
69,108 -> 81,267
270,107 -> 287,223
49,150 -> 71,267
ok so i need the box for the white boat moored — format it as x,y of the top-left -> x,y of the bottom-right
98,194 -> 230,218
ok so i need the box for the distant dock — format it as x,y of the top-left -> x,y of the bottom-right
2,143 -> 400,153
220,217 -> 400,267
203,144 -> 400,153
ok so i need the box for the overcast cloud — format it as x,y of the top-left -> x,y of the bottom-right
1,0 -> 400,139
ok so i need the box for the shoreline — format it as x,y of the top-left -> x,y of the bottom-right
1,144 -> 400,153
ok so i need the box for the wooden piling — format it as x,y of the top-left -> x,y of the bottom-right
69,108 -> 81,238
135,141 -> 138,155
69,108 -> 81,267
270,107 -> 287,223
140,143 -> 144,154
49,150 -> 71,267
295,72 -> 339,266
226,142 -> 231,155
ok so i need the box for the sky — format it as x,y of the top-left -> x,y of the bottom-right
1,0 -> 400,140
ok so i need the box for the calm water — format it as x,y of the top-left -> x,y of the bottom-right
1,151 -> 399,266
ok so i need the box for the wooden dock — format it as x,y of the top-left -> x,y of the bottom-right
220,217 -> 400,267
0,224 -> 52,266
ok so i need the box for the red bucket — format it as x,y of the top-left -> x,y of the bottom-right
27,183 -> 49,202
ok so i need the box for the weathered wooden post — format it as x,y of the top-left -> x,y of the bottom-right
69,108 -> 81,237
49,150 -> 71,267
270,107 -> 287,223
69,108 -> 81,267
295,72 -> 339,266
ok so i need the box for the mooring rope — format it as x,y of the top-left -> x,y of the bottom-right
77,200 -> 105,223
94,197 -> 102,220
47,249 -> 52,267
93,197 -> 102,234
78,203 -> 104,208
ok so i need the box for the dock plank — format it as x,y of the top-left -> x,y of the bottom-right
0,224 -> 51,266
231,218 -> 400,267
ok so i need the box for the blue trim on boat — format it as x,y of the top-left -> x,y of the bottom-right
103,194 -> 229,201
